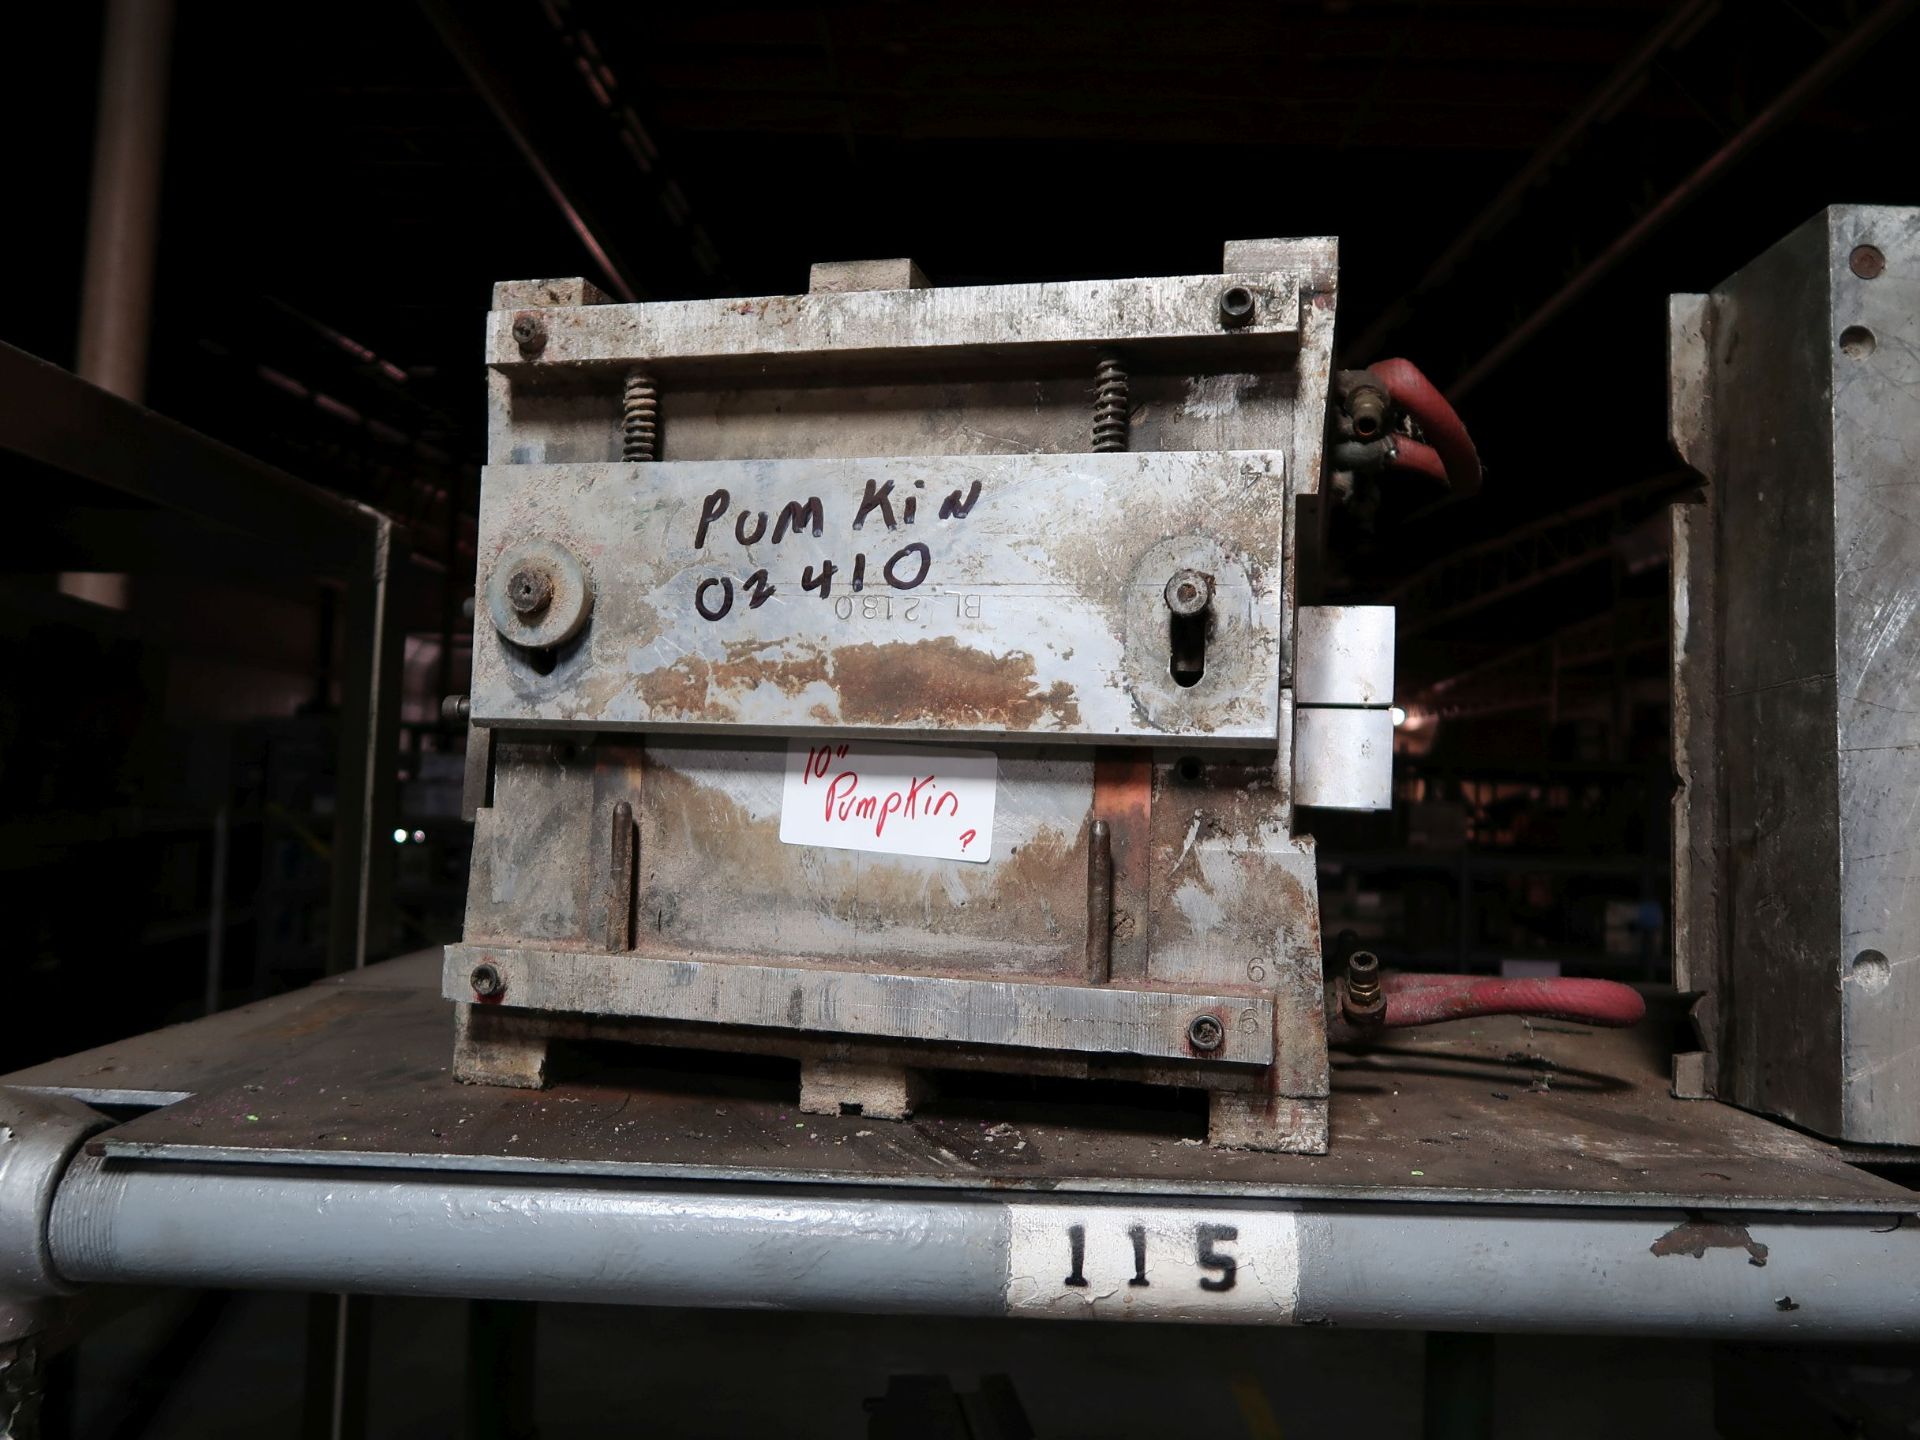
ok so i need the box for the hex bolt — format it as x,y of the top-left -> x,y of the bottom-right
511,312 -> 548,358
469,963 -> 503,999
1218,285 -> 1257,329
1164,569 -> 1213,617
1187,1013 -> 1225,1053
506,566 -> 553,617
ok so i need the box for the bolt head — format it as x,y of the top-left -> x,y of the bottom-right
1187,1013 -> 1225,1052
1164,569 -> 1213,617
510,312 -> 548,356
470,963 -> 503,999
1850,244 -> 1886,280
506,566 -> 554,617
1218,285 -> 1257,328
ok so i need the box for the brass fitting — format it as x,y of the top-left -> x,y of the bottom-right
1342,950 -> 1386,1027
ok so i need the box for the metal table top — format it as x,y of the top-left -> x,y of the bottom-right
12,952 -> 1920,1337
8,950 -> 1910,1215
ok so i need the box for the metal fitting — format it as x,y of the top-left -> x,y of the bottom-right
441,694 -> 471,726
486,538 -> 593,652
470,963 -> 504,999
1164,569 -> 1213,617
0,1089 -> 110,1295
510,312 -> 547,358
1187,1013 -> 1225,1053
1342,950 -> 1386,1027
1218,285 -> 1257,329
1347,385 -> 1390,440
506,566 -> 554,617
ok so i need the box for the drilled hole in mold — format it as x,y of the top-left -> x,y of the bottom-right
1852,949 -> 1892,995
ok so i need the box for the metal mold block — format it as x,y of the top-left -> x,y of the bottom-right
450,247 -> 1362,1151
1668,205 -> 1920,1145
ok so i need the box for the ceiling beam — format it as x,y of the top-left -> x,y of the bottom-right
1448,0 -> 1917,398
1344,0 -> 1719,364
417,0 -> 643,301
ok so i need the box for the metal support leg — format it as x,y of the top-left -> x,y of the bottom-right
302,1295 -> 370,1440
328,518 -> 405,973
1422,1332 -> 1495,1440
463,1301 -> 536,1440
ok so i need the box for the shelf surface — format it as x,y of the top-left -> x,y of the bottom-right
7,950 -> 1911,1214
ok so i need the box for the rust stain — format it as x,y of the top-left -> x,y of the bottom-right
1649,1218 -> 1769,1267
635,760 -> 1090,975
835,637 -> 1080,729
634,637 -> 829,722
636,635 -> 1081,731
261,991 -> 369,1042
1093,749 -> 1153,981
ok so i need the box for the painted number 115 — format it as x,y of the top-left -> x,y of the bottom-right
1062,1222 -> 1239,1292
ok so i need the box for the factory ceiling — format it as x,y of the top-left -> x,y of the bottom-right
8,0 -> 1914,727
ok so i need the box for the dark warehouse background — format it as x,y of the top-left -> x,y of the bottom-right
5,3 -> 1920,1437
6,0 -> 1916,1071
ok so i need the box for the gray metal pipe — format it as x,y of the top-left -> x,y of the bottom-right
45,1152 -> 1920,1338
48,1152 -> 1009,1316
76,0 -> 175,402
1296,1206 -> 1920,1339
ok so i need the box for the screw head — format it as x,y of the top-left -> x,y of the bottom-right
510,312 -> 548,357
1218,285 -> 1257,329
506,566 -> 553,617
1164,569 -> 1213,617
1187,1013 -> 1225,1053
470,963 -> 503,999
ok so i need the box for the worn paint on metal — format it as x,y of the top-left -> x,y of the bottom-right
1650,1218 -> 1770,1267
442,944 -> 1277,1067
469,451 -> 1288,745
483,271 -> 1305,371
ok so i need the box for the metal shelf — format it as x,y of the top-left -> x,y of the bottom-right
6,949 -> 1918,1338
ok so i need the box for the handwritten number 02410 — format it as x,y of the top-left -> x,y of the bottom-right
1060,1222 -> 1238,1293
695,542 -> 932,624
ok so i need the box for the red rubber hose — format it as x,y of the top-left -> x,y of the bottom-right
1388,436 -> 1450,485
1379,974 -> 1645,1029
1370,357 -> 1483,494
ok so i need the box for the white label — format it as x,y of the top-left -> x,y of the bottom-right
779,739 -> 997,863
1006,1205 -> 1298,1322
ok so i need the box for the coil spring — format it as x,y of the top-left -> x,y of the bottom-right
1092,352 -> 1129,453
622,370 -> 659,462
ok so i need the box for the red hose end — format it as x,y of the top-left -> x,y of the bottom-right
1368,357 -> 1482,495
1388,436 -> 1450,485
